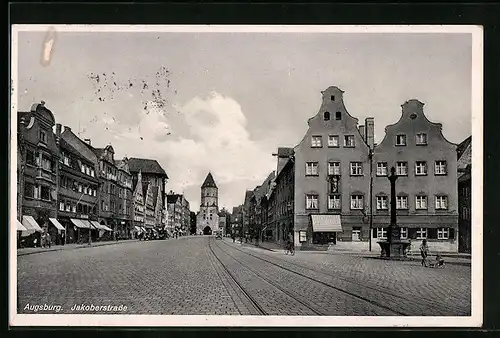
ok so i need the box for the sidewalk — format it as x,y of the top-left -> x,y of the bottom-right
228,238 -> 471,266
17,239 -> 141,257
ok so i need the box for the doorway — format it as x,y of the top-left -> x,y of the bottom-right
203,226 -> 212,235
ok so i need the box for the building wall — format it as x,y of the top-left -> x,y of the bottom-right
294,86 -> 371,248
274,160 -> 295,244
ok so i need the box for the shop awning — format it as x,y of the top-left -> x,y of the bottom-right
71,218 -> 91,229
22,216 -> 43,232
134,226 -> 142,232
17,220 -> 27,231
141,227 -> 147,232
311,214 -> 342,232
49,218 -> 65,231
101,224 -> 113,232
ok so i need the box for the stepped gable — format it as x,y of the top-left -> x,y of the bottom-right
201,172 -> 217,189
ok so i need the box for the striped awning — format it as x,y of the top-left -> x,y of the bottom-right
310,214 -> 342,232
22,216 -> 43,232
49,218 -> 65,231
71,218 -> 91,229
17,220 -> 27,231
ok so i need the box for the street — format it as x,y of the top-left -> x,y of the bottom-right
17,236 -> 471,316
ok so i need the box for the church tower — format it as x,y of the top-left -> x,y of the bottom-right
196,172 -> 220,235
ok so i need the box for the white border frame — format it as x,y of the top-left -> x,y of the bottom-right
9,24 -> 483,328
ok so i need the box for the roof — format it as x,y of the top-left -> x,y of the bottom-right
201,172 -> 217,188
91,148 -> 106,158
128,158 -> 168,178
254,171 -> 276,203
59,138 -> 91,164
277,147 -> 294,157
457,136 -> 472,159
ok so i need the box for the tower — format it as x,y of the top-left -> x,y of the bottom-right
196,172 -> 220,235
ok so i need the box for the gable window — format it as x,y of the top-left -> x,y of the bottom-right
335,111 -> 341,120
328,135 -> 339,147
396,196 -> 408,209
305,162 -> 319,176
39,129 -> 47,143
396,162 -> 408,176
376,162 -> 388,176
328,195 -> 341,210
350,162 -> 363,176
323,111 -> 330,121
416,133 -> 428,145
400,227 -> 408,239
376,195 -> 388,210
435,160 -> 447,175
311,136 -> 322,148
331,95 -> 335,102
396,134 -> 407,146
344,135 -> 355,147
416,227 -> 427,239
26,149 -> 36,166
416,195 -> 428,209
328,161 -> 341,176
435,195 -> 448,210
306,194 -> 319,210
437,227 -> 449,240
350,194 -> 364,210
415,161 -> 427,176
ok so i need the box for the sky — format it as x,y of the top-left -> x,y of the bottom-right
15,29 -> 473,212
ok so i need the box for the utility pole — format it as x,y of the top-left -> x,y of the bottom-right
369,149 -> 373,252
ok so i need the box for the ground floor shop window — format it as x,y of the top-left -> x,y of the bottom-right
352,227 -> 361,241
313,232 -> 336,245
400,227 -> 408,239
374,227 -> 387,239
416,227 -> 427,239
299,230 -> 306,242
437,227 -> 449,239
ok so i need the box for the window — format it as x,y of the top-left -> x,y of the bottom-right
416,195 -> 428,209
71,204 -> 76,213
306,194 -> 319,210
24,182 -> 34,198
299,231 -> 307,242
437,227 -> 449,240
81,164 -> 86,173
329,176 -> 340,193
77,204 -> 82,213
328,195 -> 341,210
65,202 -> 71,212
350,195 -> 364,209
331,95 -> 335,102
335,111 -> 341,120
350,162 -> 363,176
328,161 -> 340,175
376,162 -> 388,176
41,156 -> 52,171
344,135 -> 355,147
396,196 -> 408,209
416,228 -> 427,239
311,136 -> 322,148
91,169 -> 95,177
305,162 -> 319,176
78,184 -> 82,193
59,201 -> 64,211
26,149 -> 36,166
377,228 -> 387,239
396,162 -> 408,176
435,195 -> 448,209
415,161 -> 427,175
40,186 -> 51,201
376,195 -> 388,210
86,167 -> 90,176
435,161 -> 447,175
416,133 -> 427,145
328,135 -> 339,147
400,227 -> 408,239
39,129 -> 47,143
324,111 -> 330,121
352,227 -> 361,241
396,134 -> 407,146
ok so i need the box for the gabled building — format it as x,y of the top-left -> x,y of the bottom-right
143,181 -> 156,230
457,136 -> 472,253
166,192 -> 183,235
114,158 -> 134,238
132,170 -> 145,233
242,190 -> 254,239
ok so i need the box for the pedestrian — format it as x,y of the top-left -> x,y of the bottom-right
420,239 -> 429,267
61,232 -> 65,246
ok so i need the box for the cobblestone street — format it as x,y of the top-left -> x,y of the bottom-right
17,236 -> 471,316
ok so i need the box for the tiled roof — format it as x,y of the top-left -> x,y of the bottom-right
201,172 -> 217,188
59,138 -> 86,161
277,147 -> 294,157
92,148 -> 106,158
128,158 -> 168,177
457,136 -> 472,159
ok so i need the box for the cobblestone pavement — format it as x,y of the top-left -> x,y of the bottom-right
17,236 -> 471,316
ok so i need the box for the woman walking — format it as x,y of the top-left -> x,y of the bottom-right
419,239 -> 429,267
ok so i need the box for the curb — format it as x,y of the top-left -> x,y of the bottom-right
362,255 -> 471,267
17,240 -> 142,257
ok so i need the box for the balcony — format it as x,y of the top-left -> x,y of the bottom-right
24,197 -> 55,210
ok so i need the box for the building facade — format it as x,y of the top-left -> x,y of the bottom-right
371,99 -> 459,253
457,136 -> 471,253
231,205 -> 243,238
131,170 -> 145,234
293,87 -> 373,250
115,158 -> 134,238
166,192 -> 183,235
196,173 -> 219,235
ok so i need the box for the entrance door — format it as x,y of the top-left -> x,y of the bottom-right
203,226 -> 212,235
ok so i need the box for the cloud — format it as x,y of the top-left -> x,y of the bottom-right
106,92 -> 275,211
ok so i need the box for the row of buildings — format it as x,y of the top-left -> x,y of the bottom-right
241,86 -> 472,253
15,101 -> 193,245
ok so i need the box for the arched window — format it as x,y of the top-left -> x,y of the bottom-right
323,111 -> 330,121
335,111 -> 342,120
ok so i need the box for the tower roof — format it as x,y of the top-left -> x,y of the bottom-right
201,172 -> 217,189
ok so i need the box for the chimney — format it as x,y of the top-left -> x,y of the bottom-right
63,126 -> 71,132
358,125 -> 366,142
56,123 -> 62,137
84,138 -> 92,146
365,117 -> 375,149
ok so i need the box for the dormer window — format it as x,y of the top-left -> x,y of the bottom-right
335,112 -> 342,120
323,111 -> 330,121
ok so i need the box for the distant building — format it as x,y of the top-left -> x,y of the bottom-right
242,190 -> 253,238
190,211 -> 197,235
131,170 -> 145,234
249,172 -> 275,242
457,136 -> 471,253
231,205 -> 243,237
114,158 -> 134,238
196,172 -> 219,235
166,192 -> 191,236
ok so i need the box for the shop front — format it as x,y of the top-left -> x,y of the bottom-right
296,214 -> 342,251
